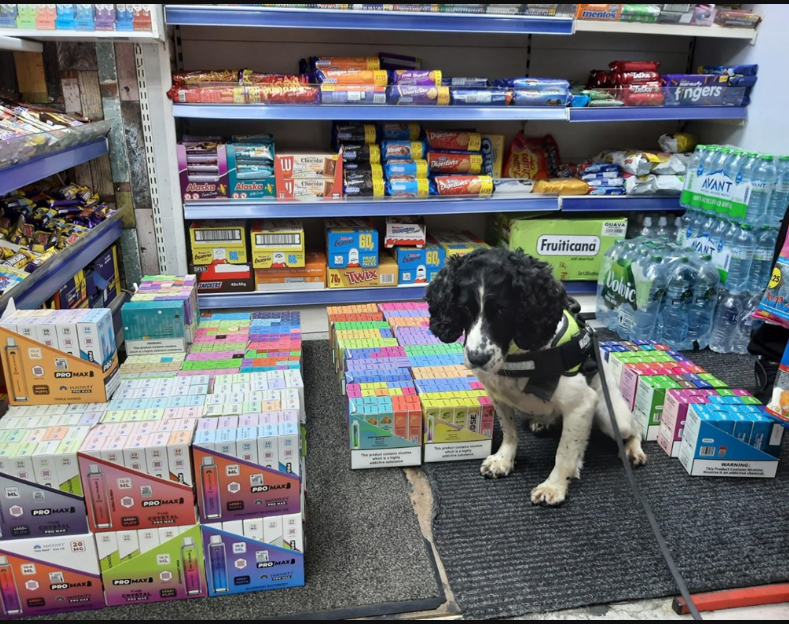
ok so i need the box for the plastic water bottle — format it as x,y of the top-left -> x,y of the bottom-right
745,155 -> 776,226
678,210 -> 694,247
686,254 -> 720,350
661,257 -> 696,349
596,238 -> 624,330
710,290 -> 741,353
749,226 -> 778,293
672,216 -> 682,244
639,216 -> 657,239
767,155 -> 789,224
627,213 -> 644,239
655,216 -> 671,239
632,254 -> 666,340
731,292 -> 762,354
681,145 -> 706,209
726,224 -> 756,292
615,242 -> 641,337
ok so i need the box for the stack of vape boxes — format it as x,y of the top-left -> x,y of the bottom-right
601,340 -> 784,478
0,405 -> 107,617
122,275 -> 199,356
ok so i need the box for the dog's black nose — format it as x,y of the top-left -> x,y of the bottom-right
466,351 -> 491,368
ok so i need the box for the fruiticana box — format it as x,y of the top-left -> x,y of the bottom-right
506,217 -> 627,281
0,535 -> 104,618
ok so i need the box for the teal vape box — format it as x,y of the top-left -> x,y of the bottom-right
122,300 -> 188,356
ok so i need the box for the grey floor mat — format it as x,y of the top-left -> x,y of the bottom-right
423,342 -> 789,620
38,341 -> 444,620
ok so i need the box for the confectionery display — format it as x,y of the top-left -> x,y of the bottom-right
0,4 -> 153,31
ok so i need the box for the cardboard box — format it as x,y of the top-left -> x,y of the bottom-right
86,245 -> 122,308
202,515 -> 304,596
122,301 -> 188,356
227,144 -> 276,200
325,218 -> 379,269
423,394 -> 495,462
99,525 -> 208,606
430,231 -> 489,258
0,311 -> 120,406
131,275 -> 199,344
177,142 -> 229,202
576,4 -> 623,20
327,255 -> 398,289
190,221 -> 248,266
506,217 -> 627,281
384,216 -> 427,249
251,220 -> 306,269
394,244 -> 446,285
53,269 -> 88,310
658,389 -> 710,458
192,262 -> 254,294
254,251 -> 327,291
633,376 -> 683,441
679,405 -> 783,478
0,535 -> 104,618
274,153 -> 342,201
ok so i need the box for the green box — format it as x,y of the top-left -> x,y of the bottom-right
634,376 -> 682,441
698,374 -> 729,389
505,217 -> 627,281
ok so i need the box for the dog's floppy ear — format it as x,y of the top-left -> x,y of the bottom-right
511,250 -> 568,351
426,254 -> 467,344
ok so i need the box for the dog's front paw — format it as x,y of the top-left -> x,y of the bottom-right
530,481 -> 567,506
480,454 -> 514,479
529,421 -> 548,436
625,437 -> 648,467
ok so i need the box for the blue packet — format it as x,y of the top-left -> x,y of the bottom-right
449,89 -> 510,106
385,177 -> 435,198
588,187 -> 626,196
493,77 -> 571,89
511,88 -> 572,106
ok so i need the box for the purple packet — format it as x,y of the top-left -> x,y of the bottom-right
386,85 -> 450,105
393,70 -> 442,86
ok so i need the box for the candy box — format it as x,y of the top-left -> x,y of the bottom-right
98,525 -> 208,606
393,244 -> 445,285
430,230 -> 489,258
274,153 -> 343,200
191,262 -> 254,294
327,255 -> 398,289
227,145 -> 276,200
576,4 -> 623,20
384,216 -> 427,248
325,218 -> 379,269
202,515 -> 304,596
679,405 -> 783,478
177,142 -> 229,202
254,251 -> 326,291
0,535 -> 103,618
506,217 -> 627,282
251,220 -> 305,269
190,221 -> 248,266
53,269 -> 88,309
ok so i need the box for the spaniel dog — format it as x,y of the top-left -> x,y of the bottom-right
425,248 -> 647,506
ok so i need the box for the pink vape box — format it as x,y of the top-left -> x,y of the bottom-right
658,390 -> 711,457
619,364 -> 662,411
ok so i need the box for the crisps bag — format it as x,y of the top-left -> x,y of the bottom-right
504,133 -> 560,180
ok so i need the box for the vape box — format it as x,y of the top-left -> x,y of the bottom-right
0,319 -> 120,407
177,142 -> 229,202
325,218 -> 379,269
327,255 -> 398,289
132,275 -> 199,344
94,3 -> 116,30
347,390 -> 423,469
393,244 -> 446,285
55,4 -> 76,29
633,376 -> 683,441
0,534 -> 103,618
202,516 -> 304,596
384,216 -> 427,248
679,405 -> 782,478
422,394 -> 495,463
190,221 -> 247,266
254,250 -> 327,291
99,525 -> 207,606
658,390 -> 709,458
115,3 -> 134,30
122,301 -> 188,356
74,3 -> 95,29
191,262 -> 254,294
251,220 -> 306,269
193,425 -> 301,522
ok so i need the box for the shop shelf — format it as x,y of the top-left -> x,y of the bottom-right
574,20 -> 758,42
164,5 -> 575,35
561,196 -> 683,211
0,137 -> 109,195
172,103 -> 570,122
568,106 -> 747,123
0,211 -> 123,311
198,280 -> 596,309
184,195 -> 558,220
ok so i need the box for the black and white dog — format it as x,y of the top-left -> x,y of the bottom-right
425,248 -> 647,506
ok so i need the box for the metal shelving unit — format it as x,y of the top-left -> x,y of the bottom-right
0,138 -> 108,195
198,280 -> 597,310
164,5 -> 575,35
568,106 -> 748,123
561,196 -> 683,212
0,211 -> 123,311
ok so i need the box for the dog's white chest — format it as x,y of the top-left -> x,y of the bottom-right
474,371 -> 558,419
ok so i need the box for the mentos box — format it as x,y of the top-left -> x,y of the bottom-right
202,515 -> 304,596
325,218 -> 379,269
251,220 -> 305,269
98,525 -> 208,606
0,535 -> 103,618
506,217 -> 627,281
393,244 -> 446,285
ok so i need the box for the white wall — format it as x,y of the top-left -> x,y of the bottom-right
691,4 -> 789,154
